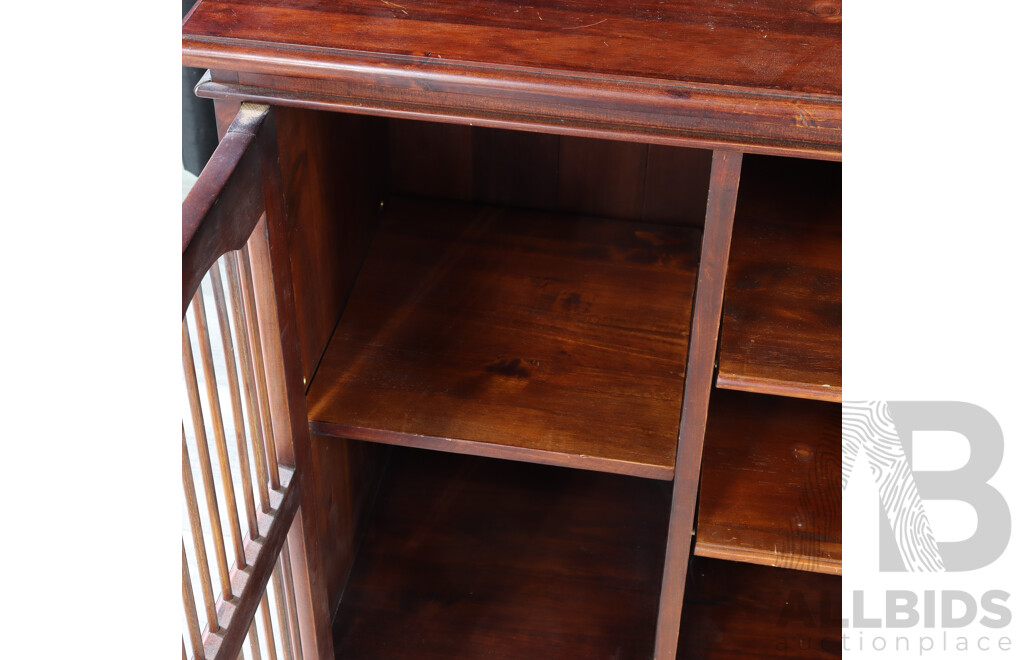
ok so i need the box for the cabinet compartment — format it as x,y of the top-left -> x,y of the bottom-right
333,446 -> 671,659
695,390 -> 841,574
298,115 -> 713,480
716,156 -> 841,402
306,196 -> 701,478
679,557 -> 841,659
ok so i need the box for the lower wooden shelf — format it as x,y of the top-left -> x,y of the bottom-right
332,446 -> 671,659
678,557 -> 841,659
716,156 -> 841,402
307,196 -> 702,479
695,390 -> 841,574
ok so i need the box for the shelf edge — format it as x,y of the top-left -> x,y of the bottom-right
309,420 -> 676,481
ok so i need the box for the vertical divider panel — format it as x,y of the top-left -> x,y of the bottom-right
653,150 -> 743,659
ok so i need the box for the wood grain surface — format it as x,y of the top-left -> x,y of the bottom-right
654,150 -> 742,659
274,107 -> 388,386
695,390 -> 841,574
716,155 -> 841,401
306,197 -> 701,479
182,103 -> 269,315
387,120 -> 712,226
678,557 -> 841,659
333,447 -> 672,659
184,0 -> 841,157
185,0 -> 840,93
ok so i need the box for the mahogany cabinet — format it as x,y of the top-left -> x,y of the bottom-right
182,1 -> 841,658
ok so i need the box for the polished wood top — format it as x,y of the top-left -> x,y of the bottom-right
183,0 -> 841,156
184,0 -> 839,95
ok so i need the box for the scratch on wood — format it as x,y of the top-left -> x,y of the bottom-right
563,18 -> 608,30
381,0 -> 409,15
794,105 -> 816,128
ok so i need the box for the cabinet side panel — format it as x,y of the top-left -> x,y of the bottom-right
274,107 -> 392,620
312,435 -> 390,616
275,106 -> 387,385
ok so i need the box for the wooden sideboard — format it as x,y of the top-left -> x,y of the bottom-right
182,1 -> 841,658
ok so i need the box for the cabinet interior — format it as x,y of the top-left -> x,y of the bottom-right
271,107 -> 841,658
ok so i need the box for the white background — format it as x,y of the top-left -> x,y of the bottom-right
843,2 -> 1024,658
3,1 -> 1023,657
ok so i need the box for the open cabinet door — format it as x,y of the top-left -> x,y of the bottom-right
181,103 -> 333,660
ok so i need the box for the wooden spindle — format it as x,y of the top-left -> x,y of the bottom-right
182,638 -> 188,660
182,430 -> 220,633
280,542 -> 304,660
192,286 -> 246,568
183,319 -> 234,598
210,262 -> 260,542
182,543 -> 205,660
260,591 -> 279,660
237,246 -> 281,489
271,559 -> 295,660
224,254 -> 272,512
248,617 -> 263,660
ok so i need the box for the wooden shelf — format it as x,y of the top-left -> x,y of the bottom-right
678,557 -> 841,659
307,196 -> 701,479
716,156 -> 841,402
695,390 -> 840,574
333,447 -> 671,659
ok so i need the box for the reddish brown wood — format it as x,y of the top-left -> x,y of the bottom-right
204,472 -> 302,660
557,136 -> 648,220
246,109 -> 337,660
182,321 -> 234,599
207,70 -> 241,139
183,0 -> 841,157
388,119 -> 474,202
386,120 -> 711,225
696,390 -> 841,574
306,197 -> 702,479
471,127 -> 560,209
182,543 -> 205,660
195,70 -> 839,161
717,156 -> 841,402
678,557 -> 841,659
183,103 -> 336,660
182,103 -> 270,315
192,287 -> 248,569
311,435 -> 390,617
333,447 -> 671,659
655,150 -> 742,659
236,246 -> 281,489
182,432 -> 221,633
209,263 -> 261,542
274,107 -> 387,386
223,254 -> 273,513
642,146 -> 713,227
268,107 -> 393,651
